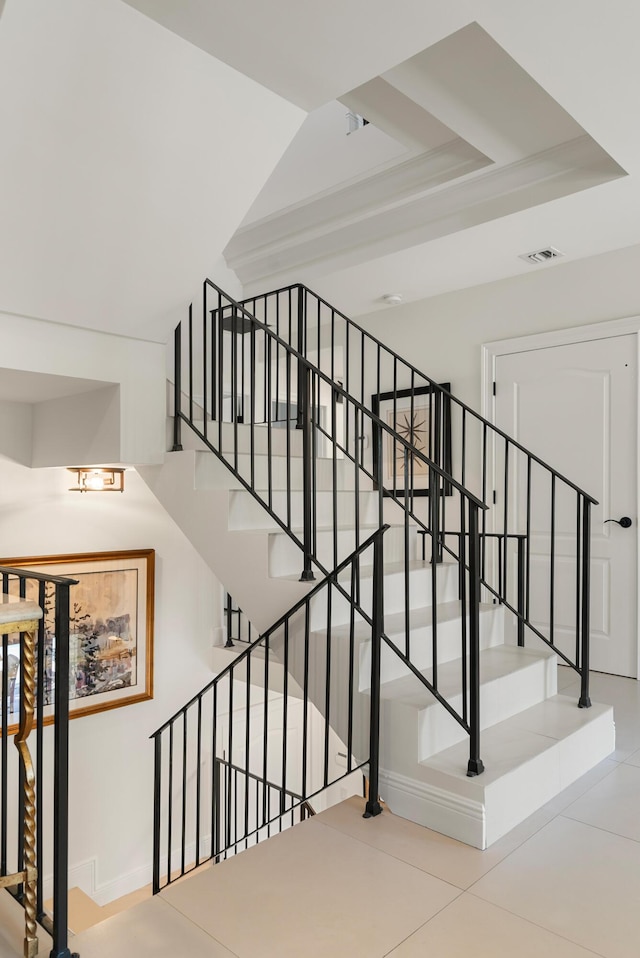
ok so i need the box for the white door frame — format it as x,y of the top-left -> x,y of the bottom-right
481,315 -> 640,679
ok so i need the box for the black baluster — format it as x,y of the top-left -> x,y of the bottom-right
296,286 -> 305,430
300,365 -> 315,581
172,322 -> 183,451
467,504 -> 485,778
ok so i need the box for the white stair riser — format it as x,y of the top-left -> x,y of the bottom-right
228,489 -> 380,530
359,606 -> 505,690
378,703 -> 615,849
346,562 -> 460,624
217,422 -> 304,457
415,653 -> 558,760
195,450 -> 372,493
308,563 -> 460,631
268,526 -> 420,579
174,419 -> 306,457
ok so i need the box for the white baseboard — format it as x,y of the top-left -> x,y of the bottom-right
378,767 -> 486,848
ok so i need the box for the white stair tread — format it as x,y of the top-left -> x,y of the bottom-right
337,557 -> 455,580
307,599 -> 495,645
377,597 -> 492,637
379,643 -> 554,705
237,520 -> 407,535
419,694 -> 611,788
295,558 -> 451,582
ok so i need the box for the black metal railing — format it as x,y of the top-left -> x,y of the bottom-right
159,275 -> 597,894
1,565 -> 78,958
238,283 -> 596,706
172,280 -> 491,772
151,528 -> 388,893
223,594 -> 255,648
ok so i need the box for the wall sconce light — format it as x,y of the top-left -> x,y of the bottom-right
67,468 -> 125,493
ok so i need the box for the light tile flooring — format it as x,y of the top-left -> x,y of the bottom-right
3,668 -> 640,958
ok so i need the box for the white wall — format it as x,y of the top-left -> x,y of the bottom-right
0,0 -> 304,343
0,460 -> 223,903
0,401 -> 32,465
32,386 -> 120,468
356,243 -> 640,414
0,310 -> 166,465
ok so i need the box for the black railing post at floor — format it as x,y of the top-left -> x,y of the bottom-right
224,593 -> 234,648
364,531 -> 384,819
579,499 -> 592,709
152,735 -> 162,895
517,536 -> 526,647
50,582 -> 77,958
296,286 -> 305,430
300,365 -> 315,581
467,504 -> 485,778
172,321 -> 183,452
213,757 -> 221,863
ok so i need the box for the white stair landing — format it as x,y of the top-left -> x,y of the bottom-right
379,694 -> 614,849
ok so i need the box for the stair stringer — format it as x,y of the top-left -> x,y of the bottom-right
137,450 -> 313,633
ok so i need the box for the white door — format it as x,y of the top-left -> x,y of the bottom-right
495,334 -> 637,678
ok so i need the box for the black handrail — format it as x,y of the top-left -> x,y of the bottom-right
173,280 -> 492,777
199,280 -> 485,507
151,527 -> 389,892
153,526 -> 388,737
164,271 -> 596,881
0,565 -> 78,958
182,278 -> 595,681
233,281 -> 595,704
223,594 -> 255,647
241,284 -> 597,503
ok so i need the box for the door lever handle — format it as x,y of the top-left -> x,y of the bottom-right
604,516 -> 633,528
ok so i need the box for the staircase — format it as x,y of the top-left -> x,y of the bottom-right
142,279 -> 614,886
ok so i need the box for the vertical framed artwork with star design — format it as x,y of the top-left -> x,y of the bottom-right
371,383 -> 452,497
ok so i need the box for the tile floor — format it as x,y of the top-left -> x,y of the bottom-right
3,668 -> 640,958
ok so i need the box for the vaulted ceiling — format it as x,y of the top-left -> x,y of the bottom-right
2,0 -> 639,343
125,0 -> 640,319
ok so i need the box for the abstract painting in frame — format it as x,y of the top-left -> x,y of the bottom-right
0,549 -> 154,727
371,384 -> 452,497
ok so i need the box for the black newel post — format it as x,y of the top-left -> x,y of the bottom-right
50,583 -> 77,958
579,499 -> 592,709
517,536 -> 526,647
467,504 -> 485,778
364,531 -> 384,818
152,735 -> 162,895
296,286 -> 305,430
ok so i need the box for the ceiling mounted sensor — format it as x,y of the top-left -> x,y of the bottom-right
345,112 -> 369,135
382,293 -> 403,305
519,246 -> 564,265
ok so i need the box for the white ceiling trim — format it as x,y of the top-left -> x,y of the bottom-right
231,135 -> 625,289
227,137 -> 489,268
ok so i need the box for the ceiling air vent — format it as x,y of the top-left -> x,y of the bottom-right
519,246 -> 564,265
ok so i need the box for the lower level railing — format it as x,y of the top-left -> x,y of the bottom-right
152,527 -> 389,893
223,594 -> 255,648
210,757 -> 310,862
1,565 -> 77,958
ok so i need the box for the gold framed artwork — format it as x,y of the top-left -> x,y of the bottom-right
371,384 -> 453,497
0,550 -> 154,726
